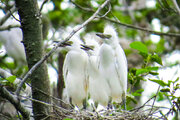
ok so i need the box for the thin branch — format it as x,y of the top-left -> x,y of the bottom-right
15,0 -> 110,96
99,3 -> 111,18
71,0 -> 180,37
0,24 -> 20,31
70,0 -> 94,12
129,95 -> 156,112
0,68 -> 31,94
0,6 -> 17,26
40,0 -> 49,12
0,68 -> 21,84
0,84 -> 30,119
157,0 -> 166,10
101,16 -> 180,37
148,85 -> 160,116
172,0 -> 180,15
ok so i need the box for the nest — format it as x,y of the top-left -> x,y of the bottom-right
50,104 -> 161,120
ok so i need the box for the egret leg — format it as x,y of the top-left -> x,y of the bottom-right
107,98 -> 113,110
94,101 -> 98,109
69,97 -> 74,109
83,99 -> 87,109
122,93 -> 126,110
91,102 -> 98,112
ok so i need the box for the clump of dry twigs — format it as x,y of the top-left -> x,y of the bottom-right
49,100 -> 163,120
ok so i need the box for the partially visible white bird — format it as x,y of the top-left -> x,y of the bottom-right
97,25 -> 128,108
88,55 -> 111,107
84,33 -> 100,54
63,38 -> 89,108
0,18 -> 26,64
84,34 -> 111,107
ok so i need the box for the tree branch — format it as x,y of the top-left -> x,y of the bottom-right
0,6 -> 17,26
15,0 -> 110,97
0,68 -> 31,94
0,84 -> 30,119
172,0 -> 180,15
71,0 -> 180,37
101,16 -> 180,37
0,24 -> 20,31
40,0 -> 49,12
0,68 -> 21,85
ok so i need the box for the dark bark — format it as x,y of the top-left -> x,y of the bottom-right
14,0 -> 51,119
57,52 -> 65,100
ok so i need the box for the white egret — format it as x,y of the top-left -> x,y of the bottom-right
88,55 -> 111,107
84,34 -> 111,107
97,25 -> 128,109
63,38 -> 89,108
0,18 -> 26,64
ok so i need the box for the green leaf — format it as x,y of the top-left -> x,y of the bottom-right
132,89 -> 144,96
149,79 -> 167,87
130,41 -> 148,54
63,118 -> 73,120
149,71 -> 159,75
136,69 -> 148,75
126,94 -> 137,104
168,80 -> 172,87
136,67 -> 159,75
173,77 -> 179,83
157,92 -> 165,101
132,92 -> 141,96
6,75 -> 16,83
156,39 -> 165,53
174,84 -> 180,90
135,89 -> 144,93
160,88 -> 170,92
150,54 -> 163,65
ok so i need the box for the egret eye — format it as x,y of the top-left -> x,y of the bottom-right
96,33 -> 112,39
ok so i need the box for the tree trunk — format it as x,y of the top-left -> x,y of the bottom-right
57,52 -> 65,101
15,0 -> 51,119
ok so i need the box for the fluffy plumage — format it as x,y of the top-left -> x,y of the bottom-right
63,39 -> 89,108
98,24 -> 128,105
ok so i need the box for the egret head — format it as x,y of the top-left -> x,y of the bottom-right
83,33 -> 100,56
104,24 -> 118,40
96,33 -> 112,44
96,24 -> 118,45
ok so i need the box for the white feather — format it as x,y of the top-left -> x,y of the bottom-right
88,55 -> 110,106
99,24 -> 128,103
63,39 -> 89,108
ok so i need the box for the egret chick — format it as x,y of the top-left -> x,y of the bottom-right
63,38 -> 89,109
88,55 -> 111,107
97,25 -> 127,109
84,34 -> 110,107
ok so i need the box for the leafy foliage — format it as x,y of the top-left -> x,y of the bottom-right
130,41 -> 148,54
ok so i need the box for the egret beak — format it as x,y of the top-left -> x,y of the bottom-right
96,33 -> 112,39
80,44 -> 94,51
53,41 -> 73,47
